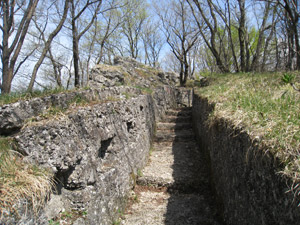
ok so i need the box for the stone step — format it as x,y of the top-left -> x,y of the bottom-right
121,187 -> 221,225
152,141 -> 196,150
156,122 -> 192,131
138,142 -> 209,191
166,109 -> 192,117
175,107 -> 192,112
154,130 -> 194,142
163,115 -> 191,123
137,174 -> 209,193
121,106 -> 222,225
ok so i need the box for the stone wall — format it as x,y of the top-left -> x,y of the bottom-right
192,93 -> 300,225
1,85 -> 181,225
0,87 -> 142,136
0,56 -> 191,224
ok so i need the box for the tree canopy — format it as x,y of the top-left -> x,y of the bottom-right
0,0 -> 299,93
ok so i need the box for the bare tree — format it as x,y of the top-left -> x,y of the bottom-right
121,0 -> 148,59
187,0 -> 230,73
188,0 -> 278,73
0,0 -> 39,94
237,0 -> 247,72
249,1 -> 272,71
27,0 -> 69,92
158,0 -> 199,86
272,0 -> 300,70
69,0 -> 102,88
141,20 -> 165,67
93,0 -> 125,64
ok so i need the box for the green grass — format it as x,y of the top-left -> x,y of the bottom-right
0,137 -> 53,217
48,210 -> 87,224
134,85 -> 153,94
137,169 -> 143,177
196,72 -> 300,180
0,87 -> 66,106
134,68 -> 154,78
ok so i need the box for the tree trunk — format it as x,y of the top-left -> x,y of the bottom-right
294,23 -> 300,70
73,36 -> 80,88
2,67 -> 14,94
71,2 -> 80,88
275,32 -> 280,71
238,0 -> 246,72
1,29 -> 10,93
1,0 -> 39,94
27,0 -> 69,92
261,7 -> 276,72
96,42 -> 105,64
48,48 -> 63,87
183,61 -> 189,86
179,62 -> 184,86
250,2 -> 271,71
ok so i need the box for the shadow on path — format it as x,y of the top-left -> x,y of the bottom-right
164,107 -> 224,225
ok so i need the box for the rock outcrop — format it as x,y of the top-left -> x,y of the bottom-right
0,57 -> 179,137
0,57 -> 190,224
89,56 -> 178,88
0,87 -> 142,136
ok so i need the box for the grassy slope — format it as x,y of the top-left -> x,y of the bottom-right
0,137 -> 53,217
0,87 -> 67,106
196,72 -> 300,181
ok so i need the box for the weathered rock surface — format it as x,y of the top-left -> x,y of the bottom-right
192,93 -> 300,225
121,107 -> 222,225
89,56 -> 178,88
0,86 -> 142,136
0,57 -> 193,224
11,86 -> 181,225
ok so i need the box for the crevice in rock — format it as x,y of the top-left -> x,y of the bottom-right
53,158 -> 83,193
126,121 -> 134,132
1,127 -> 21,136
98,137 -> 114,159
54,166 -> 76,194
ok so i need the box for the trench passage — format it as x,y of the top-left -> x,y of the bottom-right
121,107 -> 224,225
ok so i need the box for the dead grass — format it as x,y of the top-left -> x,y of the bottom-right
0,137 -> 53,219
196,72 -> 300,182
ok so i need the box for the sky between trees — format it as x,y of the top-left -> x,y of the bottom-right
0,0 -> 299,93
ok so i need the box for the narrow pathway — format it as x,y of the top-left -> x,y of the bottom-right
121,107 -> 223,225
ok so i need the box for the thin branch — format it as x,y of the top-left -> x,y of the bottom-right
14,46 -> 38,76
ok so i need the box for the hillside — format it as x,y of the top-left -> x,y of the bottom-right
196,72 -> 300,185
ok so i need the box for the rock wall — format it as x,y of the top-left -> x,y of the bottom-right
192,93 -> 300,225
0,87 -> 142,136
0,57 -> 187,224
2,85 -> 182,225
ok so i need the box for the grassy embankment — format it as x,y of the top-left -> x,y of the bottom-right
0,137 -> 53,217
195,72 -> 300,183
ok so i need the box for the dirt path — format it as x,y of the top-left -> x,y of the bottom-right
121,107 -> 223,225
